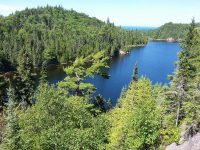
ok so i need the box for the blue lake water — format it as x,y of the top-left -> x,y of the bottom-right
122,26 -> 157,31
48,41 -> 180,104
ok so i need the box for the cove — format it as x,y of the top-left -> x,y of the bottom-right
48,41 -> 181,105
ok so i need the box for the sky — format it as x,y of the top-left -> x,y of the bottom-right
0,0 -> 200,27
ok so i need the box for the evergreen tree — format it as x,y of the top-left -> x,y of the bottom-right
39,61 -> 48,84
132,62 -> 139,82
180,20 -> 200,138
0,76 -> 7,111
170,19 -> 196,127
117,86 -> 127,108
185,18 -> 196,50
92,95 -> 107,115
161,19 -> 200,146
13,49 -> 35,107
58,51 -> 109,97
3,87 -> 21,150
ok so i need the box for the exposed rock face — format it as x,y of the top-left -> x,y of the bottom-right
166,133 -> 200,150
119,50 -> 126,55
167,37 -> 175,42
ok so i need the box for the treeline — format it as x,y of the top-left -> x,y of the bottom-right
0,6 -> 147,72
142,22 -> 200,41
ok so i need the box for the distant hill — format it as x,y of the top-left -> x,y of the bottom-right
153,22 -> 189,40
142,22 -> 190,40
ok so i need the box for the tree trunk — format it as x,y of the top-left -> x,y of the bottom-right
176,101 -> 180,127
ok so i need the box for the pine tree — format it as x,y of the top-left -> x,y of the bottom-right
170,19 -> 196,127
58,51 -> 109,97
3,87 -> 21,150
39,61 -> 48,84
184,18 -> 196,50
93,95 -> 106,115
13,49 -> 35,107
180,19 -> 200,138
117,86 -> 127,108
0,76 -> 7,111
132,62 -> 139,82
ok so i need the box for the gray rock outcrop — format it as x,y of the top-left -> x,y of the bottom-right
166,133 -> 200,150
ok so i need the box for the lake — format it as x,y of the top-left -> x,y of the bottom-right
122,26 -> 157,31
48,41 -> 181,105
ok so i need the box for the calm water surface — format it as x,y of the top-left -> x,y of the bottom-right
48,41 -> 180,104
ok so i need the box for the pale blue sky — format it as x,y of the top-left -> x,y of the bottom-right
0,0 -> 200,27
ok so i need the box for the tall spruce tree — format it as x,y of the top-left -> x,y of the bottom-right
13,49 -> 35,107
39,61 -> 48,84
185,18 -> 196,50
0,76 -> 7,111
3,87 -> 21,150
170,19 -> 196,127
132,62 -> 139,82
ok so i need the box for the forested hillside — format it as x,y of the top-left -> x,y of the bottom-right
142,22 -> 200,41
0,6 -> 147,72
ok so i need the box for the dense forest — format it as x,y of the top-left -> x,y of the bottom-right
0,6 -> 147,72
142,22 -> 200,41
0,6 -> 199,150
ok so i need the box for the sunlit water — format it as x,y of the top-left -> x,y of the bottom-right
48,41 -> 180,104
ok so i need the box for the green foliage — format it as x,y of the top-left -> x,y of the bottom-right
107,78 -> 161,150
132,62 -> 138,82
185,18 -> 196,49
117,86 -> 127,108
142,22 -> 200,40
160,125 -> 180,145
2,51 -> 111,149
12,49 -> 36,107
154,22 -> 189,40
18,84 -> 109,150
58,51 -> 109,97
181,25 -> 200,132
92,95 -> 112,116
166,20 -> 196,128
0,6 -> 147,70
39,61 -> 48,84
3,87 -> 21,150
0,76 -> 7,111
163,19 -> 200,145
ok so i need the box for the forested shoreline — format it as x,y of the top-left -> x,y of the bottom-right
0,6 -> 200,150
107,19 -> 200,149
0,6 -> 147,73
141,22 -> 200,41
